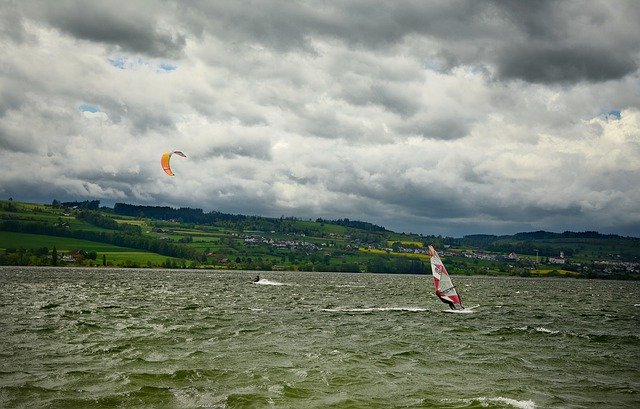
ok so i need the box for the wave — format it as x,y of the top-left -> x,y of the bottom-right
40,303 -> 61,310
182,303 -> 199,310
322,306 -> 427,313
99,304 -> 120,309
510,325 -> 639,343
510,326 -> 586,339
534,326 -> 559,335
445,396 -> 536,409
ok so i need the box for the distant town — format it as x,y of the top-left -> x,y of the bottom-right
1,199 -> 638,279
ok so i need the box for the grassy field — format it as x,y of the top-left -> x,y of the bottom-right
100,252 -> 170,265
387,240 -> 424,248
0,232 -> 168,265
0,232 -> 138,252
359,247 -> 430,260
530,268 -> 580,277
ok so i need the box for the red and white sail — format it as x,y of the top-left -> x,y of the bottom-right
428,245 -> 464,309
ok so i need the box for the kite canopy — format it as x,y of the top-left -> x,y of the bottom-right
161,150 -> 186,176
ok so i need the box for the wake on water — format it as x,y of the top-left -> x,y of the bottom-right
322,305 -> 483,313
254,278 -> 289,286
443,305 -> 480,314
322,306 -> 428,313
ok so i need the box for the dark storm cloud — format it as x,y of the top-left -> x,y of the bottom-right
15,1 -> 638,85
497,45 -> 638,84
179,0 -> 488,52
338,82 -> 422,117
491,0 -> 640,84
68,166 -> 154,186
333,172 -> 588,231
2,0 -> 640,237
0,179 -> 63,203
31,1 -> 186,58
184,0 -> 640,85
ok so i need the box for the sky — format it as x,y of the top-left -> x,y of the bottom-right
1,0 -> 640,237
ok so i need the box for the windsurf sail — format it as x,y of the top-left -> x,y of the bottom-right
428,245 -> 464,310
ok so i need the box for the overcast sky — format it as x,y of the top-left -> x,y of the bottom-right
1,1 -> 639,237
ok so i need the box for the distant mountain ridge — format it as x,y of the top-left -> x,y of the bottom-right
111,202 -> 386,233
463,230 -> 627,243
2,198 -> 638,277
45,200 -> 639,240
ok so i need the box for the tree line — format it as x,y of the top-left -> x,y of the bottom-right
0,220 -> 203,261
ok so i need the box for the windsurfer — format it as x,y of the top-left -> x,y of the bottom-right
430,245 -> 466,311
436,289 -> 456,310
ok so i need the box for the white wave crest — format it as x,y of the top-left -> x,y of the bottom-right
322,306 -> 427,313
535,327 -> 559,334
481,397 -> 536,409
448,397 -> 536,409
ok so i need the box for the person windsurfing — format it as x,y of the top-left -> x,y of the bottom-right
436,289 -> 458,310
429,245 -> 465,311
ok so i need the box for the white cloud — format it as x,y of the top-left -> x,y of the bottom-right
1,1 -> 639,237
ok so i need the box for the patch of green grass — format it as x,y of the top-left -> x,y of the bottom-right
530,268 -> 579,277
102,252 -> 170,265
359,247 -> 429,260
0,232 -> 176,266
387,240 -> 424,247
0,232 -> 145,254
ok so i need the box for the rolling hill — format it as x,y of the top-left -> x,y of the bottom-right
1,199 -> 638,279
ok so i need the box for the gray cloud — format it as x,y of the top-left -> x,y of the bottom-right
396,117 -> 472,140
1,1 -> 639,237
197,139 -> 273,161
39,1 -> 186,58
181,1 -> 640,85
498,45 -> 638,84
490,0 -> 640,83
0,3 -> 28,44
0,84 -> 27,117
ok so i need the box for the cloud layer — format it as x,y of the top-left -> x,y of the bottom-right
1,0 -> 639,236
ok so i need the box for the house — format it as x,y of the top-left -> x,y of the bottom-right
549,251 -> 565,264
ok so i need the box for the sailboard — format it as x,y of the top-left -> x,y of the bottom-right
428,245 -> 473,312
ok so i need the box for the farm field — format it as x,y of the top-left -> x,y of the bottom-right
0,232 -> 168,266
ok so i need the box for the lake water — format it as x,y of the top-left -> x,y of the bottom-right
0,267 -> 638,408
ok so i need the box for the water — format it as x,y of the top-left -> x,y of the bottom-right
0,267 -> 638,408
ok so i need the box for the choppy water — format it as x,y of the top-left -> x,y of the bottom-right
0,267 -> 638,408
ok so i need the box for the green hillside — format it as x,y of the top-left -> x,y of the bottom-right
1,199 -> 638,279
